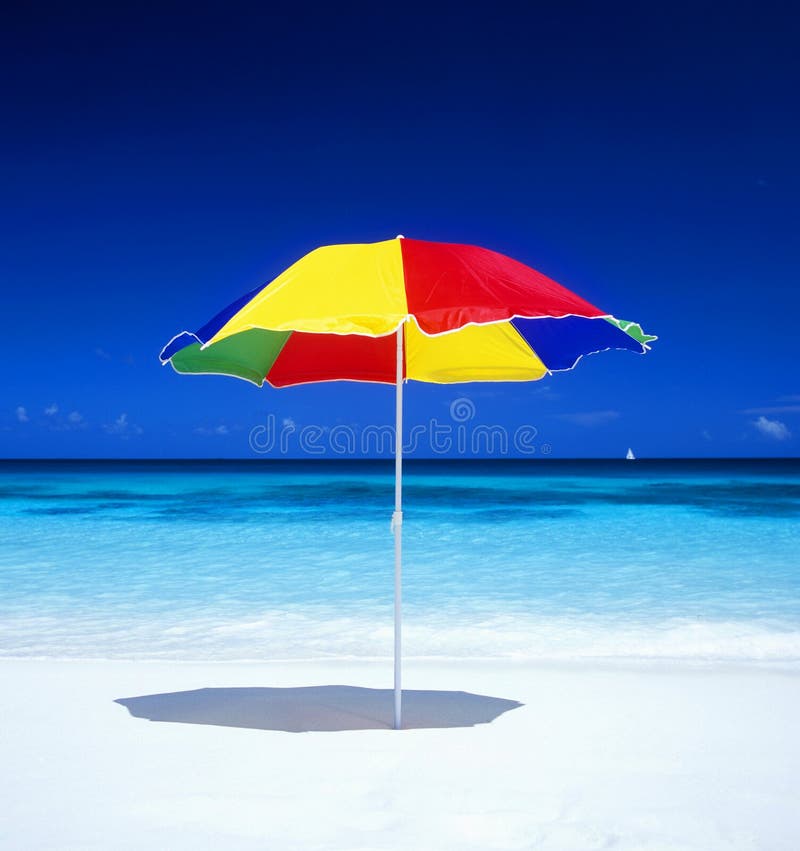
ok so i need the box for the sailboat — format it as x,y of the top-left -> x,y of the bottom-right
626,447 -> 635,460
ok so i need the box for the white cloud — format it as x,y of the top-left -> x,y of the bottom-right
753,415 -> 791,441
16,406 -> 29,423
743,394 -> 800,415
95,347 -> 112,360
104,413 -> 142,437
195,424 -> 230,436
702,429 -> 712,441
557,410 -> 620,427
67,411 -> 84,425
44,403 -> 59,416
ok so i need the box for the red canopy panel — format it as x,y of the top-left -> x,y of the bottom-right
400,239 -> 605,335
266,330 -> 399,387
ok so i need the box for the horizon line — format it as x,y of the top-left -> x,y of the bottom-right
1,456 -> 799,463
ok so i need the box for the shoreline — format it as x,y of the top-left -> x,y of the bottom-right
3,654 -> 800,671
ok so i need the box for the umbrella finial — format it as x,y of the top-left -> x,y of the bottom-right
396,234 -> 405,239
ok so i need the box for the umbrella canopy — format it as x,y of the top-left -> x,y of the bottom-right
160,236 -> 656,730
160,237 -> 655,386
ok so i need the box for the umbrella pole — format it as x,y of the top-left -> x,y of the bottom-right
393,323 -> 404,730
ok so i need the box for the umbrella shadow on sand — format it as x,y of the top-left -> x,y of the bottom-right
115,685 -> 523,732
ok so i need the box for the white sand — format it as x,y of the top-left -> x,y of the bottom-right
1,658 -> 799,850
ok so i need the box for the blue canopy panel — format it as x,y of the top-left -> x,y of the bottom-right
159,283 -> 266,362
510,315 -> 644,372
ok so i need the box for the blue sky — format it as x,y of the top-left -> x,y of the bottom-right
2,2 -> 798,458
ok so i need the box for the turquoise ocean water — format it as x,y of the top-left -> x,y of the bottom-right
1,460 -> 798,663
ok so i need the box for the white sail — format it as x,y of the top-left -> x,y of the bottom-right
626,448 -> 635,460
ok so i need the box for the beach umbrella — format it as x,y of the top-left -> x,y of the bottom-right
160,236 -> 656,729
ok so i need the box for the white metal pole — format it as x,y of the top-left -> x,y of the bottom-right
393,323 -> 404,730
